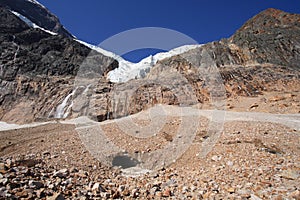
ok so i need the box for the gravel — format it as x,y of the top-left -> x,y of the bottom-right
0,107 -> 299,199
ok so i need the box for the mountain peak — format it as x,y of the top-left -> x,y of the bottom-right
236,8 -> 300,33
263,8 -> 286,15
0,0 -> 73,37
228,8 -> 300,68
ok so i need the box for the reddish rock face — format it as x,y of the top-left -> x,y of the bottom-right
97,8 -> 299,120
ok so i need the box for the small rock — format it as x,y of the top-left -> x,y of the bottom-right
269,96 -> 285,102
121,189 -> 130,196
152,180 -> 162,187
112,191 -> 120,199
118,185 -> 125,192
251,194 -> 262,200
289,190 -> 300,200
53,169 -> 68,178
156,191 -> 162,198
61,178 -> 72,186
183,186 -> 189,192
69,167 -> 76,173
87,191 -> 92,196
150,187 -> 159,195
227,187 -> 235,193
100,192 -> 110,198
75,170 -> 88,178
16,159 -> 40,167
0,178 -> 8,185
0,163 -> 6,173
36,188 -> 46,198
249,103 -> 259,109
51,155 -> 58,159
7,182 -> 20,190
15,190 -> 28,198
48,184 -> 55,189
5,159 -> 12,167
281,169 -> 299,180
274,195 -> 284,200
211,155 -> 221,162
46,192 -> 65,200
237,189 -> 251,198
4,191 -> 12,198
24,189 -> 34,198
162,188 -> 171,197
42,151 -> 51,156
226,161 -> 233,166
131,188 -> 139,198
29,180 -> 44,189
91,182 -> 105,192
202,192 -> 211,199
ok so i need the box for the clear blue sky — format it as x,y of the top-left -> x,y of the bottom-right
38,0 -> 299,62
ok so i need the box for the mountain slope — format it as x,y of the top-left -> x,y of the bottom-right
86,8 -> 300,120
0,3 -> 299,124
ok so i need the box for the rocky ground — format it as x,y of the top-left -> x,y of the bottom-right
0,4 -> 299,199
0,105 -> 299,199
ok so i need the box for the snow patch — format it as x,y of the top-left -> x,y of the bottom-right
121,166 -> 151,177
25,0 -> 46,8
11,11 -> 57,35
75,39 -> 125,62
0,122 -> 19,131
0,121 -> 57,131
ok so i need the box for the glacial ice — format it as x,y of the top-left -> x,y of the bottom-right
77,39 -> 202,83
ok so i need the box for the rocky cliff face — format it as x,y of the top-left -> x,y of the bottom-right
0,4 -> 117,123
0,0 -> 72,37
231,8 -> 300,68
0,4 -> 299,124
85,8 -> 300,120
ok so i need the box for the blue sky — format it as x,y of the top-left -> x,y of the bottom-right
38,0 -> 299,62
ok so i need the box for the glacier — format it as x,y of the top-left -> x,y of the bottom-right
11,9 -> 202,84
77,40 -> 202,83
107,44 -> 202,83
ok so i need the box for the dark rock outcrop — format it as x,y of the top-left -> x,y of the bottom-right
0,0 -> 72,37
230,8 -> 300,68
0,4 -> 118,123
